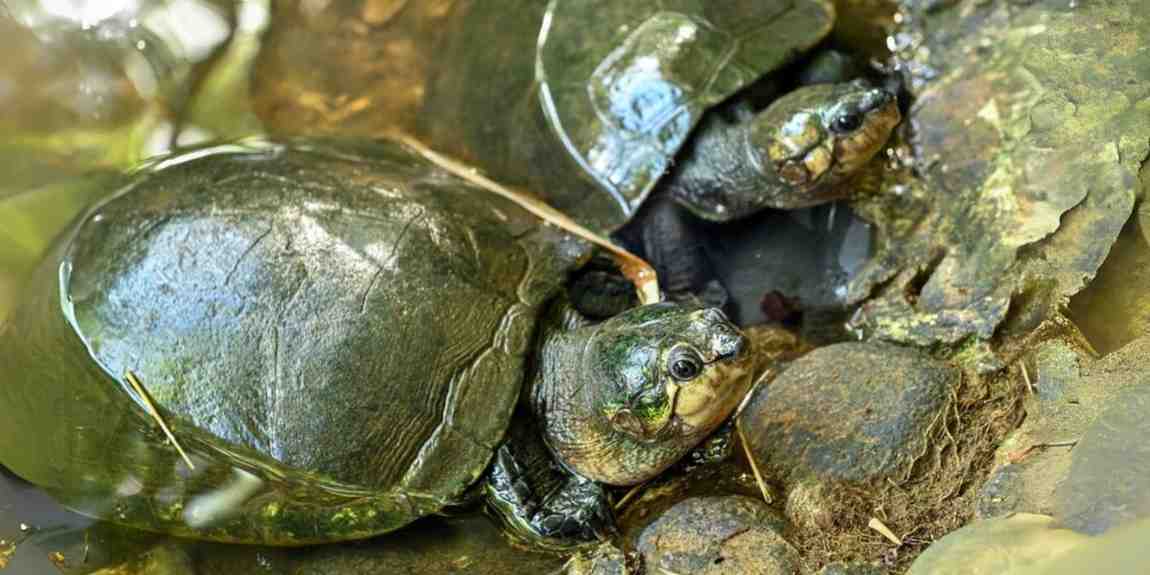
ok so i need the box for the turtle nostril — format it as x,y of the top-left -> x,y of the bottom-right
703,307 -> 729,324
864,89 -> 894,111
715,331 -> 747,361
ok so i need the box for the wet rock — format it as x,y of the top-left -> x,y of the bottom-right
742,324 -> 813,380
852,0 -> 1149,347
1029,342 -> 1080,405
973,339 -> 1089,520
740,342 -> 956,483
977,332 -> 1150,523
1028,517 -> 1150,575
906,514 -> 1087,575
636,496 -> 802,575
566,542 -> 629,575
1054,382 -> 1150,535
976,464 -> 1028,520
817,561 -> 886,575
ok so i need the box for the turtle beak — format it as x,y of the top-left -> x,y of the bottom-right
861,88 -> 894,113
696,308 -> 746,363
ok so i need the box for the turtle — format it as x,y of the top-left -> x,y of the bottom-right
253,0 -> 902,301
0,137 -> 754,547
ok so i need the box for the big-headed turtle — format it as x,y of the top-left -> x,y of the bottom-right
0,138 -> 753,546
255,0 -> 902,284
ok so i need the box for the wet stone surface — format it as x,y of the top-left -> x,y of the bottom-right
636,496 -> 802,575
1029,342 -> 1080,405
1054,382 -> 1150,535
565,542 -> 629,575
223,516 -> 564,575
816,561 -> 887,575
88,544 -> 195,575
905,514 -> 1088,575
850,0 -> 1150,347
739,342 -> 957,483
977,333 -> 1150,526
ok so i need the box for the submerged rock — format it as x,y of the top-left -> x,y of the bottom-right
1054,383 -> 1150,535
566,542 -> 629,575
978,333 -> 1150,529
87,544 -> 195,575
906,514 -> 1087,575
288,516 -> 565,575
739,342 -> 956,483
636,496 -> 802,575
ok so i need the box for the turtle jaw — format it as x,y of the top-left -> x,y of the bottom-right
639,340 -> 754,443
667,354 -> 753,438
828,93 -> 901,180
758,84 -> 902,195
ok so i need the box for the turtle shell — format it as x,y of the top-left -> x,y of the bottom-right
253,0 -> 835,233
0,138 -> 589,544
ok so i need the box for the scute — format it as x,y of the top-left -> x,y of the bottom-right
0,139 -> 585,544
250,0 -> 834,235
538,0 -> 835,224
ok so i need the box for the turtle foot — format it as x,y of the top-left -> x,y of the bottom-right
484,421 -> 614,549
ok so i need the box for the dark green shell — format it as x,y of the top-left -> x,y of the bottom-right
421,0 -> 835,232
254,0 -> 834,233
0,139 -> 588,544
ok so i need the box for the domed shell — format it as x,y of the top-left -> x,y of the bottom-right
252,0 -> 834,234
0,139 -> 587,544
536,0 -> 836,220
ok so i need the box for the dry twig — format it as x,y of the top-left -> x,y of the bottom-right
868,517 -> 903,545
614,481 -> 648,512
125,370 -> 196,470
736,421 -> 772,504
393,132 -> 662,305
1020,362 -> 1034,395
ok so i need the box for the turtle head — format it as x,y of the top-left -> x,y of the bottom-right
534,302 -> 753,486
752,80 -> 900,194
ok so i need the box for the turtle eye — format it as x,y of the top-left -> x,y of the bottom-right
831,112 -> 863,133
668,348 -> 704,381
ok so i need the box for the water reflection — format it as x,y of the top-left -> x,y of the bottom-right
0,0 -> 246,198
0,174 -> 125,322
0,466 -> 100,575
0,463 -> 564,575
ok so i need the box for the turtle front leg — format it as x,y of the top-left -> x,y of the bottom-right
484,417 -> 614,549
